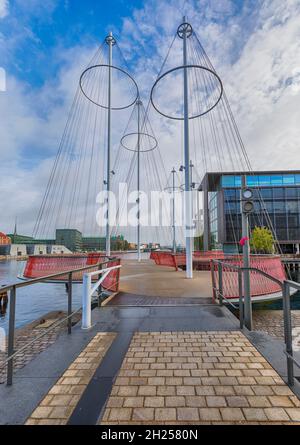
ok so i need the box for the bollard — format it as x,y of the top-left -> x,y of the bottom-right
283,281 -> 294,386
82,274 -> 92,329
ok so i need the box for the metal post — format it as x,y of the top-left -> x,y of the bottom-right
238,269 -> 244,329
7,286 -> 16,385
182,17 -> 193,279
196,188 -> 200,250
283,281 -> 294,385
241,175 -> 252,330
172,167 -> 176,254
97,263 -> 103,306
67,272 -> 72,334
82,274 -> 92,329
218,262 -> 223,305
137,99 -> 142,262
105,32 -> 114,257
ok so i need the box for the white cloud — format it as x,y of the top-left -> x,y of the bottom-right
0,0 -> 8,18
1,0 -> 300,240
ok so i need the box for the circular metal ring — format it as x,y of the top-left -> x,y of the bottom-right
121,132 -> 158,152
180,181 -> 201,190
164,186 -> 183,193
80,64 -> 139,110
177,22 -> 193,39
150,65 -> 223,120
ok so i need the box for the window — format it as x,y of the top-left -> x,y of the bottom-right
270,175 -> 283,186
273,200 -> 285,212
247,175 -> 259,187
283,175 -> 295,185
259,175 -> 271,186
273,188 -> 284,199
259,188 -> 272,199
224,189 -> 238,200
286,188 -> 297,198
221,176 -> 235,187
286,201 -> 298,213
221,175 -> 241,188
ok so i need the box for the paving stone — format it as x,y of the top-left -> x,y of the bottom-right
165,396 -> 186,407
199,408 -> 221,421
123,397 -> 144,408
144,397 -> 165,408
157,386 -> 176,396
185,396 -> 207,407
206,396 -> 227,407
132,408 -> 155,421
108,408 -> 133,422
247,396 -> 272,408
268,396 -> 294,407
242,408 -> 268,422
154,408 -> 176,421
264,408 -> 291,421
220,408 -> 245,422
286,408 -> 300,421
177,407 -> 200,421
226,396 -> 249,408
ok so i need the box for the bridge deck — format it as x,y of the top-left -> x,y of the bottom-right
117,259 -> 213,301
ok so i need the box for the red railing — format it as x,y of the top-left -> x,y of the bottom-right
211,255 -> 286,300
22,254 -> 120,292
150,250 -> 225,271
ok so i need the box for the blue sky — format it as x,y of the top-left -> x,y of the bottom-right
2,0 -> 145,87
0,0 -> 300,234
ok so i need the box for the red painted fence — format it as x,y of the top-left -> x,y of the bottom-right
211,255 -> 286,300
23,254 -> 121,292
150,250 -> 224,271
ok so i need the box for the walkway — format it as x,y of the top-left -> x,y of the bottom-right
25,329 -> 300,425
1,260 -> 300,425
0,303 -> 298,425
118,260 -> 212,300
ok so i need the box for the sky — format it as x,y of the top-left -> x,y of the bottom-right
0,0 -> 300,236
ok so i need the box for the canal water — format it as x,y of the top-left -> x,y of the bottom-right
1,256 -> 299,334
0,260 -> 83,333
0,253 -> 150,333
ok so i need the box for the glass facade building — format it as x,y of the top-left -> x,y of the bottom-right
201,172 -> 300,254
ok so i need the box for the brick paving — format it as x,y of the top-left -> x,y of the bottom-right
25,332 -> 116,425
0,312 -> 81,384
100,331 -> 300,425
253,310 -> 300,349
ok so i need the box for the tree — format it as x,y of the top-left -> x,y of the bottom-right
250,226 -> 275,254
194,234 -> 204,251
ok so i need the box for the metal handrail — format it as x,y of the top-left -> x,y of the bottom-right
0,257 -> 117,292
212,259 -> 300,387
1,256 -> 120,385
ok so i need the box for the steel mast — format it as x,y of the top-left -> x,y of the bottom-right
137,99 -> 142,262
180,17 -> 193,279
105,31 -> 115,257
172,167 -> 177,254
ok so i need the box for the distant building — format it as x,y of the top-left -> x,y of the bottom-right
0,232 -> 11,245
82,235 -> 127,251
56,229 -> 83,252
200,171 -> 300,254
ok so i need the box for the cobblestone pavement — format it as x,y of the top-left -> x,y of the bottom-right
0,312 -> 81,384
25,332 -> 116,425
253,310 -> 300,349
100,331 -> 300,425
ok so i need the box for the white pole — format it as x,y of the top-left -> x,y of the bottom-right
82,274 -> 92,329
137,100 -> 142,262
172,167 -> 176,254
105,32 -> 113,257
183,18 -> 193,279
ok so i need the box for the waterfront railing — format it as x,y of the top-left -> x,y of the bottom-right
212,259 -> 300,387
0,257 -> 121,385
